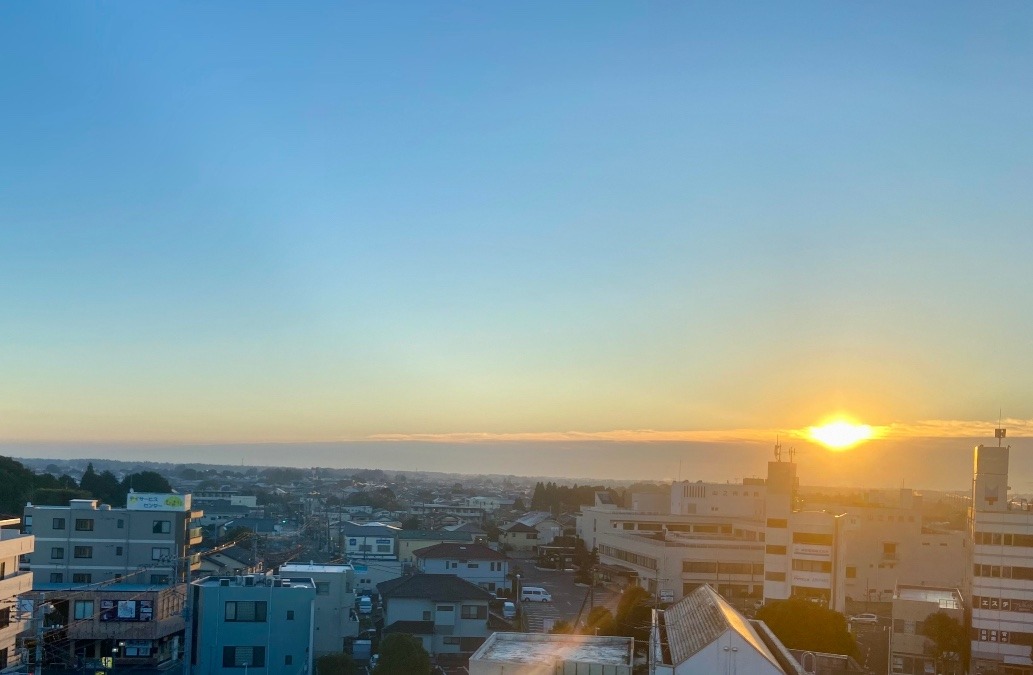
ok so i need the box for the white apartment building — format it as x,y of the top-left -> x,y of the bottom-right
0,521 -> 34,672
279,563 -> 358,657
969,440 -> 1033,675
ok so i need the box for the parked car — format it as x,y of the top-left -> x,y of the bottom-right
520,587 -> 552,602
849,613 -> 878,625
502,601 -> 517,619
358,595 -> 374,614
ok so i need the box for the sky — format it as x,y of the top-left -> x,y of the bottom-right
2,3 -> 1032,488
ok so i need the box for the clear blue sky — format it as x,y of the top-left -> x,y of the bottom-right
2,2 -> 1032,472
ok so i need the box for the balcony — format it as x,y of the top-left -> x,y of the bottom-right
188,527 -> 203,545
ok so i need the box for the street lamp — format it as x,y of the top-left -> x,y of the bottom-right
243,661 -> 249,675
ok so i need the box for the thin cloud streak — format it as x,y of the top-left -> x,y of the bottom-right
368,418 -> 1033,445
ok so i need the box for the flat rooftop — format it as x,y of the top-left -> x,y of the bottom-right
896,585 -> 963,609
472,632 -> 633,666
280,563 -> 353,573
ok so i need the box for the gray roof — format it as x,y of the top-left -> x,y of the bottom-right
662,585 -> 781,669
340,522 -> 400,537
413,543 -> 506,561
396,529 -> 472,541
378,574 -> 494,603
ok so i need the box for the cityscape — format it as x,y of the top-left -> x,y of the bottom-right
3,2 -> 1033,675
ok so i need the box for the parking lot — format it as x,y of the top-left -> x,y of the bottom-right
513,563 -> 619,632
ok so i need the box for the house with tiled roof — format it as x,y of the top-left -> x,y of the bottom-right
652,584 -> 806,674
396,528 -> 475,563
499,511 -> 563,551
377,574 -> 495,657
413,543 -> 509,593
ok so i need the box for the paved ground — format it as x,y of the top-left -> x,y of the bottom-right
514,564 -> 619,632
851,620 -> 890,675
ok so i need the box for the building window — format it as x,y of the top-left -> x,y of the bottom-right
74,519 -> 94,531
73,546 -> 93,558
73,600 -> 94,620
377,544 -> 391,553
153,520 -> 172,534
152,547 -> 171,560
793,532 -> 834,546
117,519 -> 124,528
53,518 -> 66,530
422,611 -> 432,621
0,647 -> 6,669
225,601 -> 268,622
436,605 -> 454,612
764,571 -> 786,582
765,545 -> 787,555
50,573 -> 63,583
222,646 -> 265,668
286,610 -> 295,620
116,546 -> 124,556
846,566 -> 857,579
461,605 -> 487,619
51,547 -> 65,559
0,608 -> 9,629
285,655 -> 293,666
150,574 -> 171,585
443,637 -> 461,645
316,582 -> 330,595
72,573 -> 92,584
766,518 -> 788,528
467,563 -> 479,569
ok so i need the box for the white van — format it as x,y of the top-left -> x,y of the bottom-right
358,596 -> 374,614
520,587 -> 552,602
502,601 -> 517,619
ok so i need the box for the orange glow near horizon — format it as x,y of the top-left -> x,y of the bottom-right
808,419 -> 875,450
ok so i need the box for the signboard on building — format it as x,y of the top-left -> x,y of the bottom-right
792,544 -> 831,558
100,599 -> 154,622
126,492 -> 191,512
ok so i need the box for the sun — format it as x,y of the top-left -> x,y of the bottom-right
808,419 -> 874,450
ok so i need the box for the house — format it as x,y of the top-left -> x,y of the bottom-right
499,512 -> 562,550
192,573 -> 316,674
198,545 -> 262,576
338,522 -> 399,560
651,584 -> 806,674
469,633 -> 633,675
413,543 -> 508,593
377,574 -> 494,657
397,529 -> 475,564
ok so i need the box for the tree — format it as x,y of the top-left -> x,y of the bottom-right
316,653 -> 358,675
923,611 -> 967,674
0,456 -> 37,514
756,599 -> 857,657
373,634 -> 430,675
604,586 -> 652,643
584,606 -> 614,635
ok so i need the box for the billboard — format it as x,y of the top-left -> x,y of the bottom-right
126,492 -> 191,512
100,599 -> 154,622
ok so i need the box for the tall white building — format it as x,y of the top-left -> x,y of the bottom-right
969,439 -> 1033,674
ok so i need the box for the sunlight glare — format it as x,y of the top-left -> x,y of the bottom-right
808,420 -> 874,450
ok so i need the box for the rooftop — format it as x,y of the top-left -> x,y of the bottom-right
378,573 -> 494,602
895,585 -> 964,609
280,563 -> 353,573
472,632 -> 634,666
413,542 -> 506,561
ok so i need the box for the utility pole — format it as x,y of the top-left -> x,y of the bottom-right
33,592 -> 45,675
182,551 -> 194,675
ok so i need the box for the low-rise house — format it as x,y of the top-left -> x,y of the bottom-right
890,585 -> 965,675
413,543 -> 508,594
397,530 -> 475,564
338,522 -> 399,560
500,512 -> 562,550
198,545 -> 262,576
377,574 -> 494,657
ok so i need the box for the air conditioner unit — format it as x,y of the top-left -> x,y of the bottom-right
219,578 -> 230,587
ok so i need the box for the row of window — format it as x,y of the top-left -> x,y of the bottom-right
420,605 -> 487,620
974,531 -> 1033,548
49,546 -> 171,560
681,561 -> 764,575
973,564 -> 1033,580
971,627 -> 1033,646
50,518 -> 173,533
792,559 -> 832,573
598,544 -> 658,571
48,572 -> 170,585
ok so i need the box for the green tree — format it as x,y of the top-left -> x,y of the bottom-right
373,634 -> 430,675
756,599 -> 857,657
550,620 -> 573,634
604,586 -> 653,643
923,611 -> 967,674
0,456 -> 37,514
315,652 -> 358,675
584,606 -> 614,635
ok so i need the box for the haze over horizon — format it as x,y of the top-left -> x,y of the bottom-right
3,4 -> 1032,488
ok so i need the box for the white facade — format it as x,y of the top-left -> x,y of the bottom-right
969,443 -> 1033,674
279,563 -> 358,656
414,546 -> 508,594
670,479 -> 767,519
0,527 -> 34,672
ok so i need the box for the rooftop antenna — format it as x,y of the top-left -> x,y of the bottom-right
996,409 -> 1007,448
774,437 -> 782,462
788,446 -> 796,464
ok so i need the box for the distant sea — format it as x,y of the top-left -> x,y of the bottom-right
6,436 -> 1032,492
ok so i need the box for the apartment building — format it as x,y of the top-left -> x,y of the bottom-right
22,493 -> 202,669
191,573 -> 316,675
0,520 -> 34,672
279,563 -> 358,657
969,440 -> 1033,675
